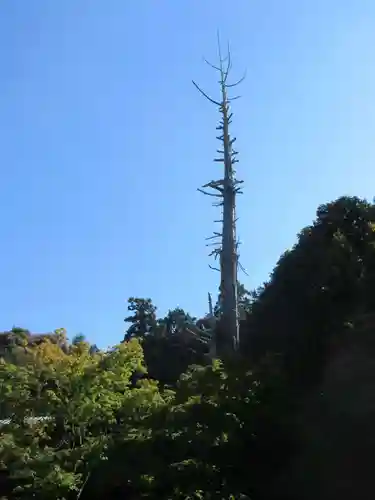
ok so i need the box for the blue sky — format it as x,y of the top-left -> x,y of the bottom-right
1,0 -> 375,347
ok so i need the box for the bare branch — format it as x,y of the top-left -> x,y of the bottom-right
217,30 -> 223,67
203,187 -> 222,194
192,80 -> 221,106
203,180 -> 224,189
203,57 -> 221,72
209,247 -> 221,256
185,326 -> 210,342
197,188 -> 223,198
205,233 -> 222,240
223,41 -> 232,83
239,261 -> 249,276
226,71 -> 247,88
209,254 -> 221,261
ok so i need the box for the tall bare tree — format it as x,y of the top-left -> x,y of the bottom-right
193,36 -> 245,353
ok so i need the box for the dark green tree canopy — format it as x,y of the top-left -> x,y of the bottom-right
124,297 -> 157,340
242,195 -> 375,390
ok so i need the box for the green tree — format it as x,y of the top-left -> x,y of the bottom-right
0,337 -> 163,499
71,333 -> 86,345
86,356 -> 292,499
241,195 -> 375,392
89,343 -> 100,355
214,281 -> 252,317
159,307 -> 197,336
7,194 -> 375,499
141,307 -> 210,387
124,297 -> 157,340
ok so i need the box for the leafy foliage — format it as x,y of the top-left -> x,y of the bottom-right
0,338 -> 163,499
241,196 -> 375,391
78,356 -> 293,500
0,334 -> 292,499
2,195 -> 375,499
123,299 -> 210,386
124,297 -> 157,339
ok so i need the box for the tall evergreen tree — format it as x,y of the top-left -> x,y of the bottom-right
124,297 -> 157,340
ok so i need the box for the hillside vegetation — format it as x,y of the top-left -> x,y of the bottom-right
1,195 -> 375,499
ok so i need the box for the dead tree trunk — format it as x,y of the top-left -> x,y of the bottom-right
193,36 -> 245,353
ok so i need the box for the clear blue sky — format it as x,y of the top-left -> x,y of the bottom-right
1,0 -> 375,347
